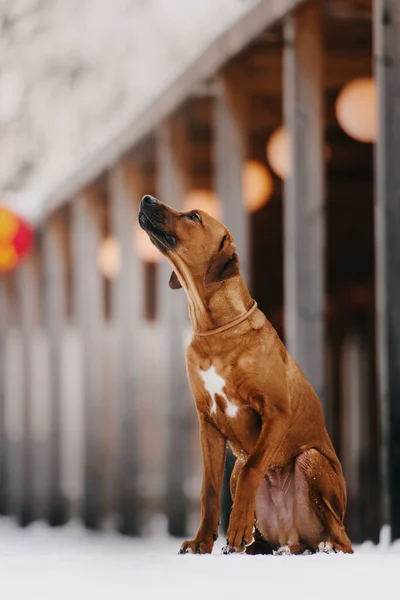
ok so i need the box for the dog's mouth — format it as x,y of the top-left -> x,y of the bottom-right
138,210 -> 177,253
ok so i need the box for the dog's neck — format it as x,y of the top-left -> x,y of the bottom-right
186,275 -> 254,335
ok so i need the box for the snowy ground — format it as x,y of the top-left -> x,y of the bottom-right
0,519 -> 399,600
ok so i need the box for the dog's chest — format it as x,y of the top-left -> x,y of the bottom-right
199,365 -> 238,418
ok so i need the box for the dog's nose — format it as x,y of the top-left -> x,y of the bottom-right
141,194 -> 156,205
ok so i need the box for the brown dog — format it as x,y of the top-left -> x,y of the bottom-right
138,194 -> 353,555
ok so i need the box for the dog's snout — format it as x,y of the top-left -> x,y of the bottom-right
141,194 -> 157,206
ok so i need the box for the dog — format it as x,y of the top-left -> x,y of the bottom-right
138,194 -> 353,555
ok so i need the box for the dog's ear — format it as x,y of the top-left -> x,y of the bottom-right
204,241 -> 240,286
169,271 -> 182,290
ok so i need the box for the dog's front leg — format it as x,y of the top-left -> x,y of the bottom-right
225,395 -> 290,553
179,413 -> 226,554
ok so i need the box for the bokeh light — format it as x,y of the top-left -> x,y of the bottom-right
266,126 -> 291,180
0,206 -> 34,273
98,236 -> 121,279
335,77 -> 377,143
184,189 -> 221,219
243,160 -> 273,213
134,223 -> 162,263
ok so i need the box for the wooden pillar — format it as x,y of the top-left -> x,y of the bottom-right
1,276 -> 22,518
72,189 -> 104,529
214,67 -> 250,285
15,254 -> 41,525
43,216 -> 68,525
156,117 -> 191,536
109,163 -> 141,535
374,0 -> 400,539
340,331 -> 367,542
0,277 -> 8,514
283,1 -> 326,409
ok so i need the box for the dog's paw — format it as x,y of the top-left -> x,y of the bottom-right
222,537 -> 252,554
273,545 -> 292,556
221,544 -> 237,555
225,500 -> 254,553
179,536 -> 214,555
226,510 -> 254,553
317,541 -> 335,554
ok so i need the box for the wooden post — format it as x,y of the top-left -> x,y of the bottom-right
0,277 -> 8,514
1,276 -> 23,519
72,189 -> 104,529
374,0 -> 400,539
156,117 -> 191,536
283,1 -> 326,410
109,163 -> 141,535
340,331 -> 367,542
43,216 -> 69,525
15,254 -> 41,525
214,67 -> 250,285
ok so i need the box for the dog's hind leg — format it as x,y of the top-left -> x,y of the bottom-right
229,457 -> 243,501
294,449 -> 353,554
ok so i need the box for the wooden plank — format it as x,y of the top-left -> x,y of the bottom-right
43,216 -> 69,525
109,163 -> 141,535
214,66 -> 250,285
373,0 -> 400,539
41,0 -> 306,220
71,190 -> 104,529
283,1 -> 326,409
156,117 -> 191,536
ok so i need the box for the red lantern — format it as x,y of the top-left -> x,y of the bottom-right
0,206 -> 34,274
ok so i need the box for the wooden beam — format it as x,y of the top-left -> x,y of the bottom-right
43,216 -> 69,525
71,190 -> 104,529
214,66 -> 250,285
247,53 -> 371,95
283,2 -> 326,410
373,0 -> 400,539
156,117 -> 191,536
109,163 -> 142,535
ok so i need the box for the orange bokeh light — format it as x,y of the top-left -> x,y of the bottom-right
243,160 -> 273,213
0,206 -> 34,273
336,78 -> 377,143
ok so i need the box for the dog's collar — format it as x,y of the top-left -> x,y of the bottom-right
194,301 -> 258,337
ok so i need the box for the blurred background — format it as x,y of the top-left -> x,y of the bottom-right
0,0 -> 399,547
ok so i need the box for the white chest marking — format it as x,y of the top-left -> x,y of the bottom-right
199,366 -> 238,418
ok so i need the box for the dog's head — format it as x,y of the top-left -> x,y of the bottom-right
138,195 -> 240,291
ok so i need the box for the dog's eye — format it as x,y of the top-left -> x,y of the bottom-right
187,212 -> 201,223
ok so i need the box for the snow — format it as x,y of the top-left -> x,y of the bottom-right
0,0 -> 258,220
0,519 -> 399,600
